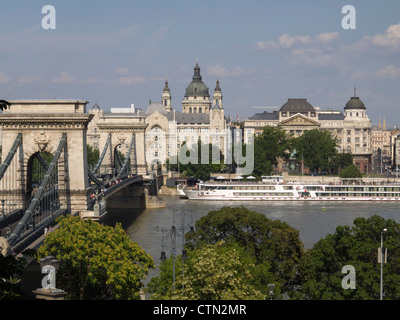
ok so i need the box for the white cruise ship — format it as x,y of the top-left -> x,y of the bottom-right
183,176 -> 400,201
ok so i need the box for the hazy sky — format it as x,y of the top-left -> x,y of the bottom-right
1,0 -> 399,127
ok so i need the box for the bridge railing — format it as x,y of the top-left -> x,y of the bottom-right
7,133 -> 68,252
0,133 -> 23,228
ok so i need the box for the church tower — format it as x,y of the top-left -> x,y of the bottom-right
162,78 -> 172,112
212,78 -> 223,109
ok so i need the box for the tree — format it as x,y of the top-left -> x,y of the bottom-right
184,206 -> 305,297
37,215 -> 155,300
0,253 -> 28,299
302,215 -> 400,300
339,164 -> 362,178
294,129 -> 338,173
331,152 -> 353,174
167,140 -> 224,181
253,126 -> 294,177
86,145 -> 99,169
149,242 -> 265,300
0,100 -> 10,111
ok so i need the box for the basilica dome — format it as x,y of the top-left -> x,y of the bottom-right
184,63 -> 210,98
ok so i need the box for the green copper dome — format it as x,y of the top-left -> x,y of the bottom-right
345,96 -> 365,110
184,63 -> 210,98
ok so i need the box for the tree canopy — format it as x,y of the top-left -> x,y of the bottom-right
37,215 -> 155,300
168,140 -> 225,181
294,129 -> 338,173
149,241 -> 265,300
302,215 -> 400,300
148,206 -> 306,299
253,126 -> 294,177
339,164 -> 362,178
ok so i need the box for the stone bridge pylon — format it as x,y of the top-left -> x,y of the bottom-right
0,100 -> 93,214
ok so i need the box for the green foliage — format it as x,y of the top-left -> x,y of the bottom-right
331,152 -> 353,174
149,206 -> 306,299
302,215 -> 400,300
339,164 -> 362,178
37,215 -> 155,300
294,129 -> 338,173
149,242 -> 265,300
167,140 -> 225,181
253,126 -> 294,177
87,144 -> 99,169
0,252 -> 29,300
185,206 -> 305,297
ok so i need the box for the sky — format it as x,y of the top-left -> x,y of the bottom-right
0,0 -> 399,127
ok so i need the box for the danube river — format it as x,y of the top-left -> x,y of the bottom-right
104,196 -> 400,282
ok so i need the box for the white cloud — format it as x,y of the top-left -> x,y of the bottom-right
362,23 -> 400,48
206,64 -> 255,77
351,65 -> 400,80
18,76 -> 45,84
256,32 -> 339,50
52,72 -> 75,84
0,72 -> 11,83
289,48 -> 336,67
114,68 -> 129,76
116,76 -> 147,85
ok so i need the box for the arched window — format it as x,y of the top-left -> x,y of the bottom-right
194,107 -> 197,113
199,107 -> 202,113
189,107 -> 192,113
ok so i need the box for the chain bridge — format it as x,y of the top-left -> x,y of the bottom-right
0,100 -> 163,254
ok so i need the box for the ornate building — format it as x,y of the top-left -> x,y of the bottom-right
145,62 -> 226,170
87,62 -> 227,173
371,116 -> 391,156
244,95 -> 372,173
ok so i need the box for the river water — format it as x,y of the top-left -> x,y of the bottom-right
104,197 -> 400,282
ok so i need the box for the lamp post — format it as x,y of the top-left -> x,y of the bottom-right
268,284 -> 275,300
380,228 -> 387,300
155,208 -> 193,291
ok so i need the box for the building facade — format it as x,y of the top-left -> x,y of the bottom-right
87,62 -> 227,174
371,116 -> 391,156
244,96 -> 372,173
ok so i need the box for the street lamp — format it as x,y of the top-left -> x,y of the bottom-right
268,284 -> 275,300
155,208 -> 193,291
380,228 -> 387,300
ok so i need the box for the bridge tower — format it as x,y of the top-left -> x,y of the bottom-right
95,112 -> 148,176
0,100 -> 93,214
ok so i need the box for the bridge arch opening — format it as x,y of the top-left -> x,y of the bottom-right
26,151 -> 54,197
